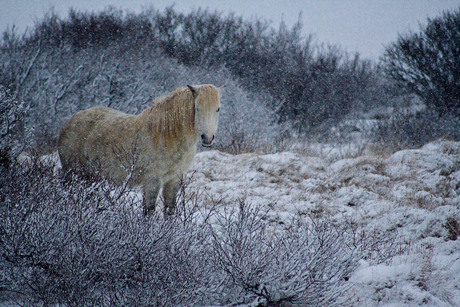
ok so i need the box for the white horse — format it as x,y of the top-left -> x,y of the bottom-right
58,84 -> 221,215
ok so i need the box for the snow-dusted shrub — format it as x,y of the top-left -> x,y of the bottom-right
1,157 -> 368,306
0,157 -> 216,306
213,83 -> 281,153
0,29 -> 38,160
206,202 -> 360,305
0,87 -> 28,165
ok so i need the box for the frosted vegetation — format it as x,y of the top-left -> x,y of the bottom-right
1,5 -> 459,306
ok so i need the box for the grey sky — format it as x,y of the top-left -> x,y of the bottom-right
1,0 -> 458,59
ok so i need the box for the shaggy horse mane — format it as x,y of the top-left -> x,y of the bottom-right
138,84 -> 219,148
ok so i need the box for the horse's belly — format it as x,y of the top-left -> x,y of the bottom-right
142,147 -> 195,183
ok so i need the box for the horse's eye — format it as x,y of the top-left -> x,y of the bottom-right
216,108 -> 220,113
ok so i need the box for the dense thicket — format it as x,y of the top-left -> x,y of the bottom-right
1,6 -> 393,145
383,7 -> 460,117
0,156 -> 386,306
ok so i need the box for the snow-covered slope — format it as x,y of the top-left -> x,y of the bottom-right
189,140 -> 460,306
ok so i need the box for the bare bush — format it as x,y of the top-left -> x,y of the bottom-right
206,203 -> 360,305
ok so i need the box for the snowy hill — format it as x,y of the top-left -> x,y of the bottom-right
188,140 -> 460,306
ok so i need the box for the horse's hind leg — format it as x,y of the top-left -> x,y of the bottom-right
143,177 -> 161,215
162,179 -> 180,215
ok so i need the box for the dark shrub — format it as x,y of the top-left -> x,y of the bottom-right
371,108 -> 460,151
383,7 -> 460,118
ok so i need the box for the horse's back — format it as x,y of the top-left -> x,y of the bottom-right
58,106 -> 132,171
70,106 -> 129,125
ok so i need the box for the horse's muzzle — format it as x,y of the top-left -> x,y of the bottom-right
201,134 -> 215,147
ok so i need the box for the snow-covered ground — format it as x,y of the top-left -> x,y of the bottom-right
188,139 -> 460,306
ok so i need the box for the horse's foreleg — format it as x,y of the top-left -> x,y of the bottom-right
143,178 -> 161,215
162,179 -> 180,215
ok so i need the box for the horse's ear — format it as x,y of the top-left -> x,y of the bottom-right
187,85 -> 198,96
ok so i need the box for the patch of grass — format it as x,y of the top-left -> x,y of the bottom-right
443,216 -> 460,241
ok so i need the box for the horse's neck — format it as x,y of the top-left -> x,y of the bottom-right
137,98 -> 198,149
